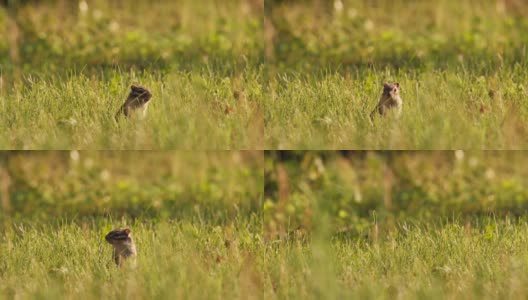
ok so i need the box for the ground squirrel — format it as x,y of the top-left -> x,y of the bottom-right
370,83 -> 402,120
105,228 -> 137,267
115,85 -> 152,120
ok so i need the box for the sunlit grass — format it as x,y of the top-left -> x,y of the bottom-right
0,69 -> 263,149
265,0 -> 528,149
264,218 -> 528,299
263,151 -> 528,298
0,151 -> 265,299
0,217 -> 264,300
266,68 -> 528,149
0,0 -> 263,149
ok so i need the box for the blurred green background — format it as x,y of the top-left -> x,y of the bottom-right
265,151 -> 528,238
0,151 -> 263,223
266,0 -> 527,70
1,0 -> 263,73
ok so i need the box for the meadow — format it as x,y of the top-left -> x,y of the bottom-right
265,218 -> 528,299
0,0 -> 263,149
265,0 -> 528,149
0,151 -> 264,299
264,151 -> 528,299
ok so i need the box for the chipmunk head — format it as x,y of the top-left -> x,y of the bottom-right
383,82 -> 400,98
130,85 -> 152,104
105,228 -> 133,245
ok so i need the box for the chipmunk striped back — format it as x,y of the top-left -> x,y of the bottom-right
105,228 -> 137,267
115,85 -> 153,120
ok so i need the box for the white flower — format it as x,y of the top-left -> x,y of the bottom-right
109,21 -> 120,33
454,150 -> 464,161
79,1 -> 88,14
485,168 -> 495,180
70,150 -> 80,162
334,0 -> 343,13
364,19 -> 374,31
100,170 -> 110,181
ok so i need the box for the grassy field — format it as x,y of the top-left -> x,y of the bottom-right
6,150 -> 528,299
0,151 -> 264,299
264,218 -> 528,299
1,218 -> 263,299
265,0 -> 528,149
0,1 -> 263,149
264,151 -> 528,299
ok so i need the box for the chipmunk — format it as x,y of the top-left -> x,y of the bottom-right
105,228 -> 137,267
115,85 -> 152,120
370,83 -> 402,120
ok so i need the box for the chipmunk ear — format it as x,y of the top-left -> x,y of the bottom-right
131,85 -> 139,91
395,83 -> 400,88
124,228 -> 131,235
383,83 -> 390,89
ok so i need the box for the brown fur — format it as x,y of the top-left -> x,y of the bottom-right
105,228 -> 137,267
115,85 -> 152,120
370,82 -> 403,120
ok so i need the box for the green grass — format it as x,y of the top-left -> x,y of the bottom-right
0,151 -> 265,299
264,218 -> 528,299
0,0 -> 263,149
265,0 -> 528,149
263,151 -> 528,298
0,217 -> 264,300
0,69 -> 263,149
